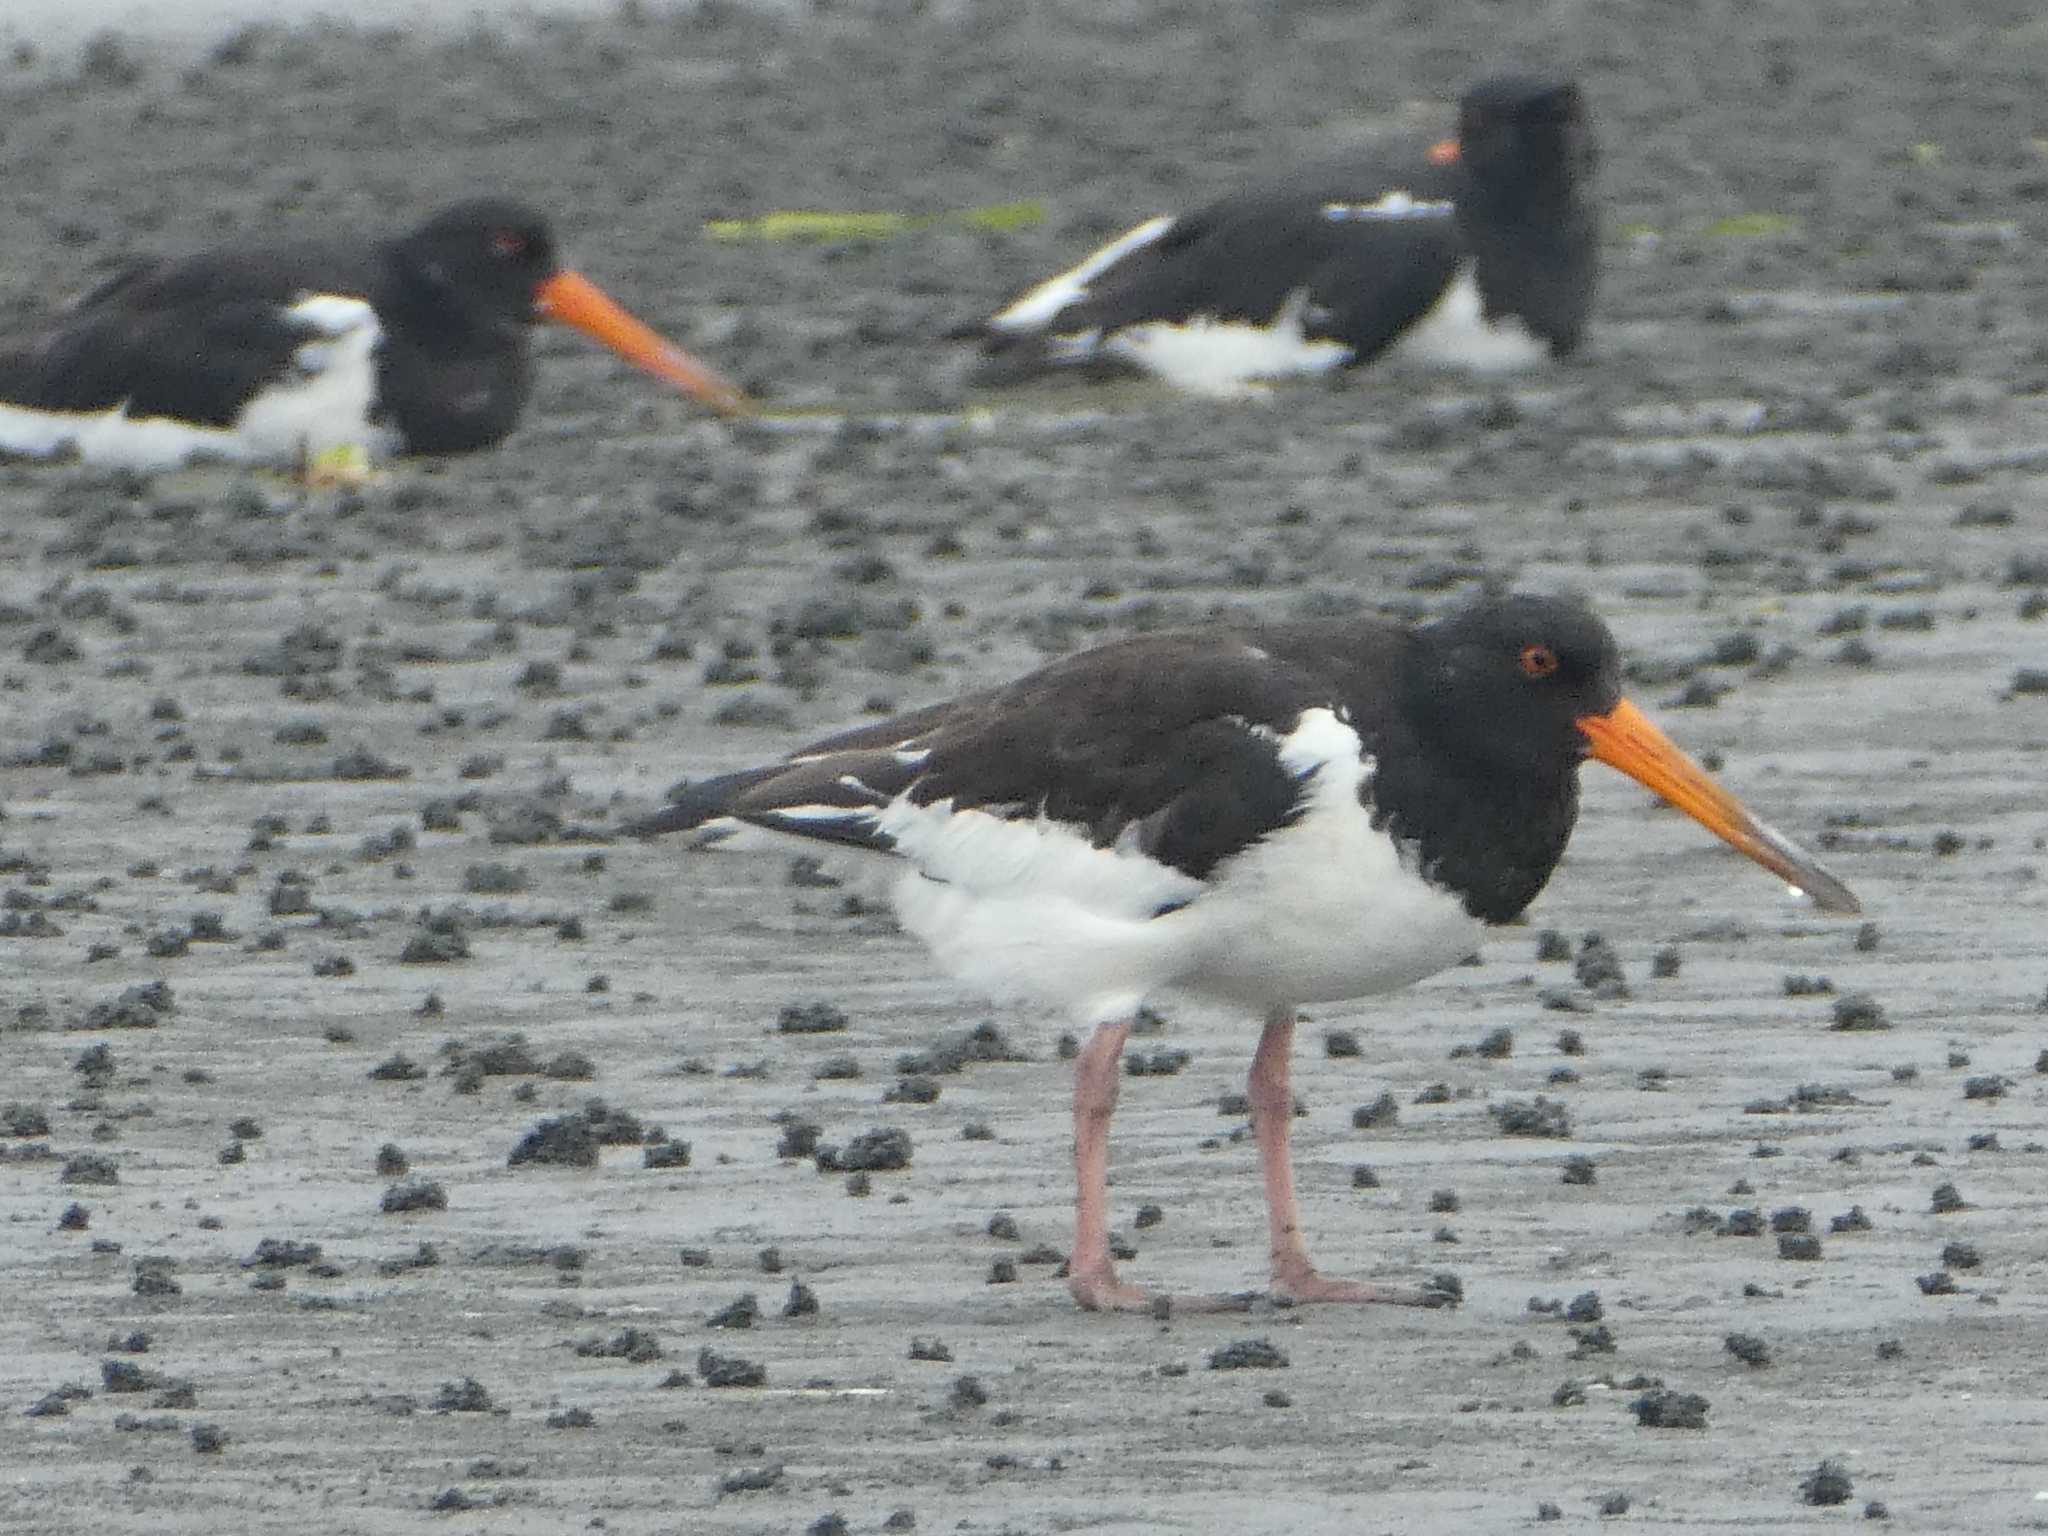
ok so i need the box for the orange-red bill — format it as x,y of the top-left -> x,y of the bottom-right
1576,698 -> 1860,915
535,269 -> 751,417
1426,136 -> 1461,166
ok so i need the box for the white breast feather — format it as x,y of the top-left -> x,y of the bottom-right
1391,264 -> 1547,373
1176,707 -> 1484,1008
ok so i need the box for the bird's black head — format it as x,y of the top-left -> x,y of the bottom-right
1405,591 -> 1861,918
392,198 -> 562,331
1406,593 -> 1621,780
1456,76 -> 1597,194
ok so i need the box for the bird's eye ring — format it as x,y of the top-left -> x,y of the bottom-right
1519,643 -> 1560,679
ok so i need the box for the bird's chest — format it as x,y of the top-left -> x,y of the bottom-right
374,334 -> 531,454
1179,773 -> 1486,1007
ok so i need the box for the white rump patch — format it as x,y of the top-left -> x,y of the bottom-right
0,293 -> 390,471
881,794 -> 1208,1026
1093,288 -> 1353,397
987,215 -> 1175,333
1392,265 -> 1547,373
1320,191 -> 1455,222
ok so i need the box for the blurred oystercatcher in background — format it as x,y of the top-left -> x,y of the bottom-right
0,197 -> 750,472
635,593 -> 1858,1312
966,76 -> 1599,395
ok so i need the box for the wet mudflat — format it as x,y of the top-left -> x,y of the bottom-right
2,3 -> 2047,1532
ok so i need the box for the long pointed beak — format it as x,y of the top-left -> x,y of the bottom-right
1427,137 -> 1461,165
1576,698 -> 1860,915
534,269 -> 752,417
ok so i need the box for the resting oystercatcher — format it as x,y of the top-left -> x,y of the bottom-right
0,198 -> 750,472
967,75 -> 1598,395
636,594 -> 1858,1312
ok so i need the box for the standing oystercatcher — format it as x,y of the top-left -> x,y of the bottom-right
0,198 -> 750,472
967,76 -> 1598,395
635,594 -> 1858,1312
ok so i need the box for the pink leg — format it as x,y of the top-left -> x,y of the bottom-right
1066,1017 -> 1153,1311
1250,1008 -> 1435,1306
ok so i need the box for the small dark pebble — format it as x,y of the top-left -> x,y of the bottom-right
1830,1206 -> 1873,1233
1489,1096 -> 1571,1138
1568,1325 -> 1615,1358
1916,1270 -> 1958,1295
1801,1459 -> 1853,1506
698,1348 -> 766,1388
1630,1388 -> 1709,1430
1929,1181 -> 1968,1213
949,1375 -> 989,1409
707,1293 -> 758,1330
1725,1333 -> 1770,1367
1351,1165 -> 1379,1189
1208,1338 -> 1289,1371
380,1179 -> 447,1214
1940,1241 -> 1981,1270
1778,1234 -> 1823,1261
1560,1155 -> 1596,1186
1830,994 -> 1890,1030
1351,1092 -> 1398,1130
432,1377 -> 493,1412
777,1002 -> 849,1034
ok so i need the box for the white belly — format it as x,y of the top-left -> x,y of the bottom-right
1392,266 -> 1549,373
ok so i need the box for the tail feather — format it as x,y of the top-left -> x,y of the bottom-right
626,766 -> 785,839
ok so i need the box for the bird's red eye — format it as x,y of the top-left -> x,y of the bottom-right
1519,643 -> 1560,679
490,230 -> 529,259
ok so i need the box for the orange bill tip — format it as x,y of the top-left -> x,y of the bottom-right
1576,698 -> 1860,916
534,269 -> 752,417
1427,137 -> 1461,166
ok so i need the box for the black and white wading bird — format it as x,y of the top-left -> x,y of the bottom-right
965,75 -> 1598,395
0,198 -> 750,472
636,594 -> 1859,1313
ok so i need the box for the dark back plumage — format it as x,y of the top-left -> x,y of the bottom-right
639,595 -> 1634,925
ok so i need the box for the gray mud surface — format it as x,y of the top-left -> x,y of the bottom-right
4,4 -> 2048,1532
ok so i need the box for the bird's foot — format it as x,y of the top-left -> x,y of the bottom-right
1065,1264 -> 1257,1317
301,442 -> 378,488
1270,1262 -> 1460,1308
